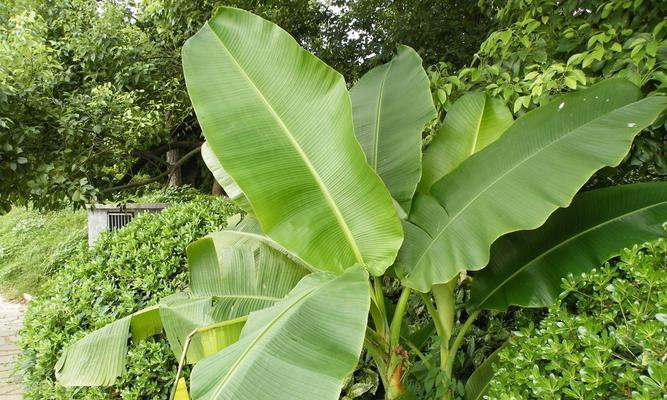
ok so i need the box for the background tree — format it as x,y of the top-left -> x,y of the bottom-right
0,0 -> 336,212
325,0 -> 491,78
0,0 -> 494,212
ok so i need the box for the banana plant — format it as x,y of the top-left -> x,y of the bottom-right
54,6 -> 667,400
397,81 -> 667,400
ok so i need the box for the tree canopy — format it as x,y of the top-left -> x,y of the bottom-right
428,0 -> 667,184
0,0 -> 491,212
2,0 -> 663,212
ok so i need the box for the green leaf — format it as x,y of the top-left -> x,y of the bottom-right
55,306 -> 161,386
129,305 -> 163,341
183,7 -> 402,276
189,266 -> 371,400
187,218 -> 311,320
192,317 -> 247,361
395,79 -> 667,292
468,182 -> 667,311
159,294 -> 223,363
464,342 -> 509,400
350,45 -> 435,209
419,93 -> 513,193
564,76 -> 577,89
201,142 -> 252,213
159,294 -> 247,364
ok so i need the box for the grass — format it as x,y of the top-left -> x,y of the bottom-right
0,207 -> 87,299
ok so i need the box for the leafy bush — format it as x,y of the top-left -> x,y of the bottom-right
19,196 -> 239,399
488,238 -> 667,399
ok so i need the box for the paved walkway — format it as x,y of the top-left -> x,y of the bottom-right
0,295 -> 24,400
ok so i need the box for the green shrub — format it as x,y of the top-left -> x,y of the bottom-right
19,196 -> 239,399
487,239 -> 667,399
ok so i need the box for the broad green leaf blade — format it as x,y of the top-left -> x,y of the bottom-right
183,7 -> 402,275
201,142 -> 252,213
160,294 -> 218,363
194,317 -> 247,361
464,342 -> 509,400
350,45 -> 435,208
187,223 -> 311,320
468,182 -> 667,311
190,266 -> 371,400
418,93 -> 513,193
160,294 -> 245,364
130,305 -> 162,341
396,79 -> 667,292
55,306 -> 161,386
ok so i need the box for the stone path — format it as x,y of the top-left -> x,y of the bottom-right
0,295 -> 24,400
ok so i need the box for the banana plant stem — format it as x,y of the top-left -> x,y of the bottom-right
169,329 -> 197,400
364,329 -> 389,391
444,310 -> 480,378
418,292 -> 445,339
390,287 -> 411,348
372,277 -> 389,338
432,278 -> 458,346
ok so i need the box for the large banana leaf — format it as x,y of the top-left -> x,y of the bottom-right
468,182 -> 667,311
350,45 -> 435,209
395,79 -> 667,292
418,93 -> 513,193
55,306 -> 162,386
187,220 -> 311,320
189,267 -> 370,400
183,7 -> 402,275
201,142 -> 252,213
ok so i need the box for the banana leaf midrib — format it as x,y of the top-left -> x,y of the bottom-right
370,58 -> 393,171
410,98 -> 647,272
205,22 -> 364,265
209,279 -> 329,398
467,95 -> 486,155
214,294 -> 283,301
473,199 -> 667,309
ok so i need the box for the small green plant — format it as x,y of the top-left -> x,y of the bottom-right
487,238 -> 667,399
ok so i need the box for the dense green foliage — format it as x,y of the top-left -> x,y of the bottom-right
428,0 -> 667,183
488,238 -> 667,399
327,0 -> 490,75
0,0 -> 489,212
19,197 -> 238,399
11,1 -> 667,399
0,0 -> 332,211
0,207 -> 86,298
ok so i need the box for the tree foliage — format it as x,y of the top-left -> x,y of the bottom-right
428,0 -> 667,183
0,0 -> 491,212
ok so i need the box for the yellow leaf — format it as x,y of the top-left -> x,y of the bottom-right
174,378 -> 190,400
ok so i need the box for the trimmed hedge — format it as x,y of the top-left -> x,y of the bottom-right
488,239 -> 667,399
19,196 -> 239,399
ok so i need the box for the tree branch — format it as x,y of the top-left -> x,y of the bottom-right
101,145 -> 202,193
